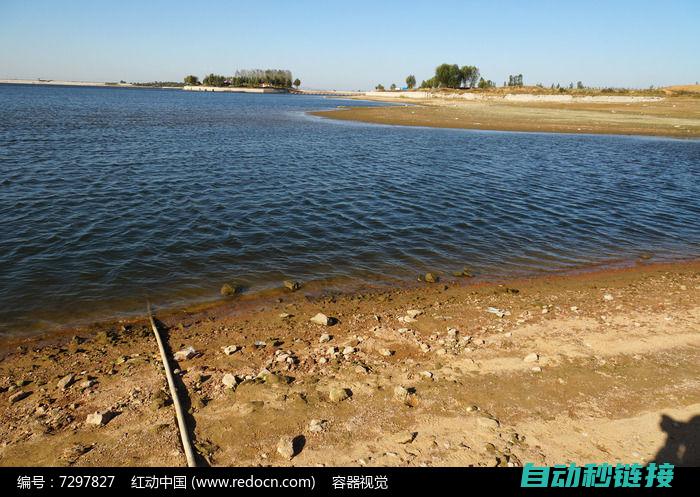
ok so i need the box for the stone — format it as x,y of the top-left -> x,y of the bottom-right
319,333 -> 331,343
603,294 -> 614,301
531,366 -> 542,373
220,283 -> 239,296
424,273 -> 439,283
310,313 -> 333,326
55,374 -> 75,391
476,416 -> 500,430
486,307 -> 510,318
222,345 -> 240,355
342,346 -> 355,355
466,405 -> 479,412
222,373 -> 238,389
174,346 -> 197,361
419,371 -> 434,379
394,431 -> 416,444
86,410 -> 114,426
406,309 -> 423,319
9,390 -> 31,403
523,353 -> 539,363
329,387 -> 351,403
276,436 -> 296,459
279,312 -> 292,319
283,280 -> 301,291
379,348 -> 394,357
309,419 -> 328,433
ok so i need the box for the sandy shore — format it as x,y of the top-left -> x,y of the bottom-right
1,260 -> 699,467
311,92 -> 700,138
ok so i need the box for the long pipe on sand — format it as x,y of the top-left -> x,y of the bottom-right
147,303 -> 198,467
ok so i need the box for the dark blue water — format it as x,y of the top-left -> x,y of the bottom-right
1,84 -> 699,336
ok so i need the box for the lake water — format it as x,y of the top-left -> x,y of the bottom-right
1,84 -> 699,336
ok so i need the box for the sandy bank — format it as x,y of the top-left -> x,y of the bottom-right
312,93 -> 700,138
1,260 -> 699,466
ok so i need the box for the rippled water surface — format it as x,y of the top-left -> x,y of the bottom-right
1,84 -> 699,335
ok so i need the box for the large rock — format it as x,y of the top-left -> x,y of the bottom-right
9,391 -> 31,404
329,387 -> 351,402
523,353 -> 539,363
476,416 -> 500,430
424,273 -> 439,283
220,283 -> 239,296
310,313 -> 335,326
86,410 -> 114,426
174,346 -> 197,361
222,373 -> 238,389
57,374 -> 75,390
283,280 -> 301,291
277,436 -> 296,460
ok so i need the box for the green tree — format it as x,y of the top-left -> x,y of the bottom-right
576,81 -> 584,89
478,77 -> 495,89
202,73 -> 226,87
293,78 -> 301,89
375,84 -> 385,91
184,75 -> 199,85
390,83 -> 397,90
405,74 -> 416,89
435,63 -> 462,88
461,66 -> 480,88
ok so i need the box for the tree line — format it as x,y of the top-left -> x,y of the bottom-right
184,69 -> 300,89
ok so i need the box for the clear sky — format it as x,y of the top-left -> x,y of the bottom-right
1,0 -> 698,90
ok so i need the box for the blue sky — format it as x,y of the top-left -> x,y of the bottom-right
1,0 -> 698,90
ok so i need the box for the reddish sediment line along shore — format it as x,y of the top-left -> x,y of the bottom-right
1,259 -> 699,466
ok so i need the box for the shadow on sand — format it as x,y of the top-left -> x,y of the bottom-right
653,414 -> 700,466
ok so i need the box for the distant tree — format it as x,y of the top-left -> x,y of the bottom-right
293,78 -> 301,89
435,63 -> 462,88
569,82 -> 574,89
375,84 -> 385,91
460,66 -> 480,88
477,77 -> 495,89
202,73 -> 226,87
507,74 -> 524,87
576,81 -> 584,89
184,75 -> 200,86
390,83 -> 397,90
406,74 -> 416,89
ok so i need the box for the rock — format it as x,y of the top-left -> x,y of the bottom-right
342,346 -> 355,355
279,312 -> 292,319
476,416 -> 500,430
398,316 -> 417,323
329,387 -> 351,403
355,364 -> 369,374
309,419 -> 328,433
531,366 -> 542,373
220,283 -> 239,296
394,431 -> 416,444
318,357 -> 328,364
394,385 -> 409,400
57,374 -> 75,390
424,273 -> 439,283
254,340 -> 266,348
152,390 -> 171,409
276,436 -> 296,459
9,390 -> 31,403
447,328 -> 458,337
79,379 -> 96,389
86,410 -> 114,426
319,333 -> 331,343
222,373 -> 238,389
174,346 -> 197,361
453,267 -> 473,278
486,307 -> 510,318
310,313 -> 335,326
406,309 -> 423,319
523,353 -> 539,363
283,280 -> 301,291
419,371 -> 434,379
603,293 -> 614,301
222,345 -> 240,355
379,348 -> 394,357
466,405 -> 479,412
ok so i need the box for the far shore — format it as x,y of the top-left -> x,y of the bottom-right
1,259 -> 699,466
312,87 -> 700,139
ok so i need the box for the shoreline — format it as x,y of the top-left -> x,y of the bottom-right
0,255 -> 694,348
1,259 -> 699,466
311,93 -> 700,139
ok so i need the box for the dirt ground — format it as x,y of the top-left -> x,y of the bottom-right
311,95 -> 700,138
1,260 -> 699,467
